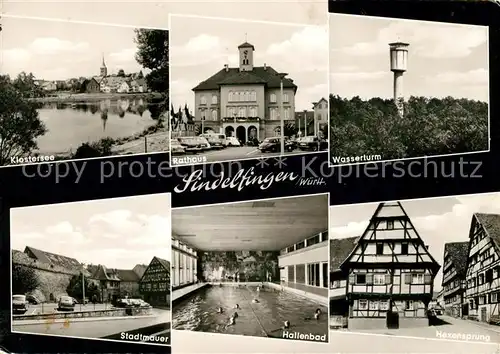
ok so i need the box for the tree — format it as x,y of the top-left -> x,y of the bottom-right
12,72 -> 45,98
117,69 -> 125,77
66,274 -> 99,300
134,29 -> 169,94
0,75 -> 47,166
12,264 -> 39,294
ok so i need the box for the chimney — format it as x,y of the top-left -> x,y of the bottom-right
224,64 -> 229,72
263,63 -> 267,70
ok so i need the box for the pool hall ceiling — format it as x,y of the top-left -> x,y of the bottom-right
172,194 -> 329,251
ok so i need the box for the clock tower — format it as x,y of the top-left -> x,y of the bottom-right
238,41 -> 255,72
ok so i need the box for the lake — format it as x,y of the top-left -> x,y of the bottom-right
35,98 -> 163,155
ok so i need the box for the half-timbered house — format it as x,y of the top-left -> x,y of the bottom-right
139,256 -> 171,307
464,213 -> 500,323
441,241 -> 469,318
339,202 -> 440,330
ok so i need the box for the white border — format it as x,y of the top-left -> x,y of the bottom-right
167,13 -> 330,168
327,13 -> 491,168
9,192 -> 172,347
170,192 -> 331,345
328,190 -> 500,344
0,14 -> 170,170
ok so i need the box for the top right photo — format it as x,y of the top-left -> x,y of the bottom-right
329,14 -> 490,166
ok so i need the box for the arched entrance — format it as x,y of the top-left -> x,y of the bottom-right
225,126 -> 235,137
274,126 -> 281,137
248,126 -> 258,141
236,126 -> 246,144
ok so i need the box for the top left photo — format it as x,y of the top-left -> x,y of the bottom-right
0,16 -> 169,168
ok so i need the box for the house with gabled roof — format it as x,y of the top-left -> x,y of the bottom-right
191,41 -> 297,143
312,97 -> 328,137
464,213 -> 500,322
441,241 -> 469,317
91,264 -> 143,302
139,256 -> 171,307
338,202 -> 440,330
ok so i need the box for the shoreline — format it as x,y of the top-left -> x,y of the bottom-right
31,92 -> 164,103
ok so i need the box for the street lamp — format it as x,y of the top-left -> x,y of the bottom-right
201,111 -> 205,135
278,73 -> 288,154
303,109 -> 307,137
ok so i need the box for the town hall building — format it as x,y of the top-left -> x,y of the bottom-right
192,41 -> 297,144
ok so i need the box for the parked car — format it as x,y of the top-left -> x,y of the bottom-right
196,136 -> 211,151
26,295 -> 40,305
12,295 -> 28,314
115,298 -> 134,308
201,134 -> 225,149
247,137 -> 260,147
58,296 -> 75,311
137,299 -> 151,308
258,137 -> 295,153
177,137 -> 207,153
226,136 -> 241,147
170,139 -> 186,155
297,136 -> 328,151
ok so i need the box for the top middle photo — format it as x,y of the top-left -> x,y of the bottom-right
169,14 -> 328,166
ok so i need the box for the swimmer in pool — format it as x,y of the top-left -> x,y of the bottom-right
234,304 -> 240,309
304,308 -> 322,321
252,299 -> 260,303
217,307 -> 224,314
233,311 -> 239,318
268,320 -> 292,334
256,286 -> 260,292
225,313 -> 237,328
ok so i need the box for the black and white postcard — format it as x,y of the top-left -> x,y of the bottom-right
10,194 -> 171,345
168,14 -> 328,166
329,194 -> 500,348
328,14 -> 489,166
171,194 -> 329,343
0,16 -> 169,168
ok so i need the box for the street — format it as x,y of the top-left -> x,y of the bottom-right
12,307 -> 171,344
172,146 -> 325,165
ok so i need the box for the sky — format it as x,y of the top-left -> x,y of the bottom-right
330,192 -> 500,291
170,15 -> 328,111
330,14 -> 489,102
10,193 -> 171,269
1,16 -> 150,80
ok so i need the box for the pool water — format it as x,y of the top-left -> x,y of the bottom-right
173,284 -> 328,342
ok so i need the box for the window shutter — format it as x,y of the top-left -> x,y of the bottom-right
404,274 -> 412,284
424,274 -> 432,285
366,274 -> 374,285
349,274 -> 355,284
385,274 -> 391,284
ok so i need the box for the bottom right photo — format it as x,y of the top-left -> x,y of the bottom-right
329,193 -> 500,346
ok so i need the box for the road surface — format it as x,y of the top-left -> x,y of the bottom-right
12,308 -> 171,344
172,146 -> 326,165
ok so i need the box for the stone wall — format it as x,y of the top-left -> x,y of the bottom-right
199,251 -> 280,282
13,307 -> 153,321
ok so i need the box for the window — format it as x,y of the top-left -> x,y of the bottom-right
358,300 -> 368,310
369,300 -> 379,310
212,95 -> 218,104
376,243 -> 384,255
251,91 -> 257,101
322,262 -> 328,288
296,264 -> 306,284
249,107 -> 257,117
228,92 -> 234,101
412,273 -> 424,284
387,220 -> 394,230
373,274 -> 387,285
356,274 -> 366,285
307,263 -> 320,287
211,109 -> 217,120
479,296 -> 485,305
321,231 -> 329,242
200,95 -> 207,105
284,108 -> 290,119
492,293 -> 498,303
238,107 -> 246,118
380,300 -> 390,311
401,243 -> 409,255
270,93 -> 277,103
296,241 -> 305,250
307,234 -> 320,247
244,91 -> 250,101
287,246 -> 295,253
469,299 -> 475,310
270,108 -> 278,120
288,265 -> 295,282
479,274 -> 485,285
406,300 -> 414,310
283,93 -> 289,102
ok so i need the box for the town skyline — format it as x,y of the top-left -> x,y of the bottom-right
329,193 -> 500,291
1,16 -> 147,81
10,194 -> 171,269
329,14 -> 489,102
170,15 -> 328,111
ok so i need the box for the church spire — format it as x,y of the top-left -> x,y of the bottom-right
100,53 -> 108,77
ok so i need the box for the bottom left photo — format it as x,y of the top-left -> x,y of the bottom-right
9,193 -> 171,346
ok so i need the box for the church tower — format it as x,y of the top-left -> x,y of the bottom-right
238,41 -> 254,72
100,54 -> 108,77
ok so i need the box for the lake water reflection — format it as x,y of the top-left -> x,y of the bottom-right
36,98 -> 163,155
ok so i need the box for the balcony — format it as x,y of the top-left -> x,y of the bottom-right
222,117 -> 261,123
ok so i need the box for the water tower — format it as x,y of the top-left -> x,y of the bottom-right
389,42 -> 409,116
